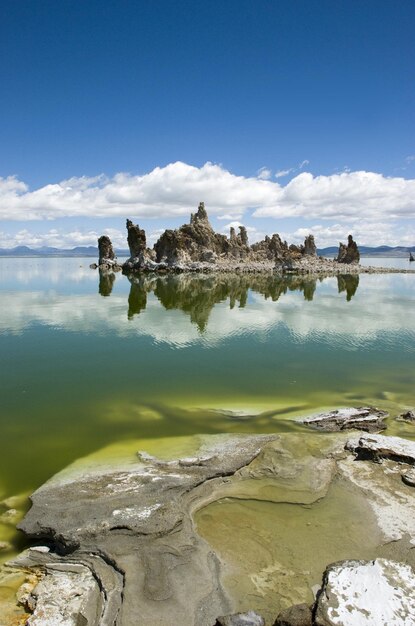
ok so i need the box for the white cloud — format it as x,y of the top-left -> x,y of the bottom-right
289,221 -> 415,248
298,159 -> 310,169
275,169 -> 293,179
1,163 -> 414,228
0,228 -> 126,250
405,156 -> 415,164
253,171 -> 415,220
257,167 -> 272,180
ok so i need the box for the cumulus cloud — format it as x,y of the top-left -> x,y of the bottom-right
0,162 -> 414,225
0,227 -> 126,250
253,171 -> 415,220
289,221 -> 415,248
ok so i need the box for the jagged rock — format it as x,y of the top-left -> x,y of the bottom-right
345,433 -> 415,464
337,235 -> 360,264
126,219 -> 146,258
216,611 -> 265,626
273,603 -> 312,626
154,202 -> 230,266
298,407 -> 388,433
98,235 -> 115,265
397,409 -> 415,422
314,559 -> 415,626
19,558 -> 102,626
303,235 -> 317,257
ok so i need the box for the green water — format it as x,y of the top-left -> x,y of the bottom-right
0,258 -> 415,570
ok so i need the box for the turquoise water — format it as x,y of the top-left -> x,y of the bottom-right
0,257 -> 414,501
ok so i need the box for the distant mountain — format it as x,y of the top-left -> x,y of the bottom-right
0,244 -> 414,258
318,245 -> 415,258
0,246 -> 130,257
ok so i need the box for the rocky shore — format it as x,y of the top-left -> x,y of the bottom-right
91,202 -> 415,276
1,406 -> 415,625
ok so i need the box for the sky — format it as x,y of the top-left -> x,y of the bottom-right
0,0 -> 414,250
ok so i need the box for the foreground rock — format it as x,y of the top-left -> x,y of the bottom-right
298,407 -> 388,432
345,433 -> 415,464
216,611 -> 265,626
15,434 -> 277,626
397,409 -> 415,422
314,559 -> 415,625
273,603 -> 312,625
5,430 -> 415,625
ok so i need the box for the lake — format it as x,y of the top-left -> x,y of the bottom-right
1,257 -> 415,586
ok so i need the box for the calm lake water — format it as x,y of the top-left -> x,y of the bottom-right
1,256 -> 415,616
1,256 -> 414,500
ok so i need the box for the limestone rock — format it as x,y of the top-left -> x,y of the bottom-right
273,603 -> 312,626
16,433 -> 277,626
397,409 -> 415,422
298,407 -> 388,433
154,202 -> 230,266
314,559 -> 415,625
126,219 -> 146,258
25,562 -> 102,626
402,468 -> 415,487
303,235 -> 317,257
98,235 -> 115,265
345,433 -> 415,464
216,611 -> 265,626
337,235 -> 360,264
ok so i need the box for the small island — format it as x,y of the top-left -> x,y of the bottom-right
91,202 -> 415,277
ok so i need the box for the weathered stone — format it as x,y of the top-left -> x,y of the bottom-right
24,562 -> 102,626
298,407 -> 388,433
273,603 -> 312,626
397,409 -> 415,422
314,559 -> 415,626
345,433 -> 415,464
16,433 -> 277,626
126,219 -> 146,258
337,235 -> 360,264
98,235 -> 115,264
0,541 -> 11,552
303,235 -> 317,257
401,467 -> 415,487
216,611 -> 265,626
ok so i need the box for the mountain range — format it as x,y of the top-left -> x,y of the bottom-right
0,244 -> 414,258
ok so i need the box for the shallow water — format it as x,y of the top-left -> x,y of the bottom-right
0,258 -> 414,574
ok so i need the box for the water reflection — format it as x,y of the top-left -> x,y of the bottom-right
124,273 -> 348,329
337,274 -> 359,301
98,270 -> 115,297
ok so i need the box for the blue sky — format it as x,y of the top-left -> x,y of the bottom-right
0,0 -> 414,249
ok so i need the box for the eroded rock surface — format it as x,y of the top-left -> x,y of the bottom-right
314,559 -> 415,626
345,433 -> 415,464
216,610 -> 265,626
16,434 -> 277,626
337,235 -> 360,264
6,430 -> 415,625
397,409 -> 415,423
98,235 -> 116,265
298,407 -> 388,432
273,603 -> 312,626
